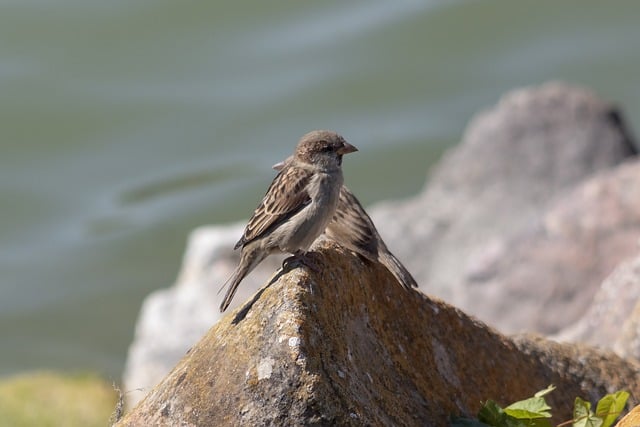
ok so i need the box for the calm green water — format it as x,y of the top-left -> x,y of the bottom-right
1,1 -> 640,379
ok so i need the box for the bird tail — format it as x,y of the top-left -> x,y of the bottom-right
219,245 -> 267,312
218,271 -> 245,313
378,245 -> 418,290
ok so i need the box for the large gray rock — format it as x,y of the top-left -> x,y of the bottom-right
616,298 -> 640,360
556,253 -> 640,358
460,160 -> 640,334
117,242 -> 640,426
372,81 -> 636,305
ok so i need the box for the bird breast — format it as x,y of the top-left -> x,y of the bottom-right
274,169 -> 343,253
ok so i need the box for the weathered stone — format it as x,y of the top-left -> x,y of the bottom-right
122,224 -> 284,406
555,253 -> 640,355
617,404 -> 640,427
462,160 -> 640,334
372,82 -> 636,307
615,298 -> 640,361
117,242 -> 640,426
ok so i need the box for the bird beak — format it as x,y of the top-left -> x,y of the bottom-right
338,142 -> 358,155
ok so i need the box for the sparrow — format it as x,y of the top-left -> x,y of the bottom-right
271,162 -> 418,290
325,186 -> 418,289
219,130 -> 358,312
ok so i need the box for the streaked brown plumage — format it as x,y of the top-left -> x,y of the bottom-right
219,130 -> 357,312
325,186 -> 418,289
270,162 -> 418,290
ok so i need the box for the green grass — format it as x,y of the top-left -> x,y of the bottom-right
0,371 -> 118,427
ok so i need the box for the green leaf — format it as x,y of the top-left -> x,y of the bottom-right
498,386 -> 554,427
505,387 -> 552,419
573,414 -> 603,427
573,397 -> 603,427
534,385 -> 556,398
478,400 -> 508,426
505,398 -> 552,419
574,397 -> 592,419
478,400 -> 526,427
595,391 -> 629,427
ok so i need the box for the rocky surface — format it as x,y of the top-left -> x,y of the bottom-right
617,404 -> 640,427
118,242 -> 640,426
459,160 -> 640,334
371,81 -> 636,307
616,299 -> 640,361
122,224 -> 284,406
556,254 -> 640,357
123,82 -> 639,406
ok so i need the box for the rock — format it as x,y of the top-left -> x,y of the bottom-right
512,334 -> 639,404
615,297 -> 640,361
555,253 -> 640,355
372,82 -> 636,306
461,160 -> 640,334
117,242 -> 640,426
122,224 -> 284,406
617,404 -> 640,427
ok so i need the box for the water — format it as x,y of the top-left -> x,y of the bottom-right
1,0 -> 640,379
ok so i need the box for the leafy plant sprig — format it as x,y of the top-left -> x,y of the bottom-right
451,386 -> 629,427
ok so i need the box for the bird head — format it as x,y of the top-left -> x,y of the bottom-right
294,130 -> 358,169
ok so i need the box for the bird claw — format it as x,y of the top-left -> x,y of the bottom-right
282,252 -> 320,273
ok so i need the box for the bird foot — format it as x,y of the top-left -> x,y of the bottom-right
282,251 -> 321,273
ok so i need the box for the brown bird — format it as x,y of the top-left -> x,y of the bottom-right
325,186 -> 418,289
219,130 -> 358,312
272,162 -> 418,290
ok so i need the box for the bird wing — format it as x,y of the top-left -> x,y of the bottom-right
326,186 -> 418,289
235,165 -> 312,249
326,186 -> 379,256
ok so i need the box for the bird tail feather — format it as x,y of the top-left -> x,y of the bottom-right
378,246 -> 418,290
219,246 -> 268,312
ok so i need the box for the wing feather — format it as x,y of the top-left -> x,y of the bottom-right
235,166 -> 312,249
325,186 -> 378,257
326,186 -> 418,288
